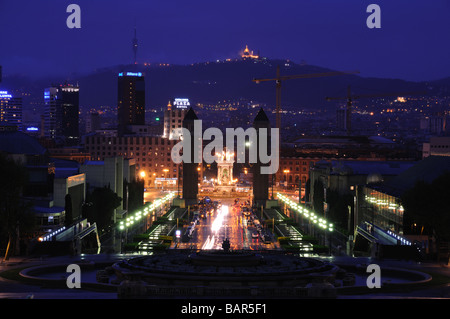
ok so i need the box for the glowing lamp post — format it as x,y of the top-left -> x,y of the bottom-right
283,169 -> 290,189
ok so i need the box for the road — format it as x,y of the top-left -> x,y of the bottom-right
175,197 -> 278,250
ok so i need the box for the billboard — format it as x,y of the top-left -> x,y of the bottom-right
173,98 -> 190,109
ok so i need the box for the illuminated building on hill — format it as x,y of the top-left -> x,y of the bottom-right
241,45 -> 259,60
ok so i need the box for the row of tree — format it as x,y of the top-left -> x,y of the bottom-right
80,179 -> 144,231
0,154 -> 34,260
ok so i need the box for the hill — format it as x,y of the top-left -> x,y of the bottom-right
76,59 -> 431,111
2,58 -> 447,114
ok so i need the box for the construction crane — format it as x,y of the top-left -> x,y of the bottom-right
253,66 -> 359,130
325,85 -> 427,135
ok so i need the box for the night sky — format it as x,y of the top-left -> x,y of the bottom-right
1,0 -> 449,81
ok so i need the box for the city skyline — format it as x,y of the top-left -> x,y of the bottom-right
0,0 -> 449,303
0,0 -> 449,81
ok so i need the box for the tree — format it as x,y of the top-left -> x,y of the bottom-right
326,189 -> 353,232
85,187 -> 122,230
124,179 -> 144,213
0,154 -> 34,260
313,180 -> 324,216
303,178 -> 310,203
402,172 -> 450,243
64,194 -> 73,227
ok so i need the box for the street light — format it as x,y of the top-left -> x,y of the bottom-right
283,169 -> 290,189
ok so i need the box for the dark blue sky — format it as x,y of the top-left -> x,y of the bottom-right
1,0 -> 449,81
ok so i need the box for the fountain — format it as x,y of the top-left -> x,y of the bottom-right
215,149 -> 237,194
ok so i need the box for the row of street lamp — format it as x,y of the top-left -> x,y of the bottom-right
277,193 -> 334,232
118,191 -> 176,231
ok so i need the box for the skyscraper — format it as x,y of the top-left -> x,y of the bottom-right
117,71 -> 145,136
43,87 -> 58,140
0,90 -> 22,131
60,84 -> 80,143
43,84 -> 80,144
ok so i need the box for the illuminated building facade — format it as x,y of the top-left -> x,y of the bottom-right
84,134 -> 178,188
356,156 -> 450,236
81,157 -> 136,219
117,72 -> 145,136
0,90 -> 22,131
423,136 -> 450,158
163,98 -> 189,140
359,187 -> 404,233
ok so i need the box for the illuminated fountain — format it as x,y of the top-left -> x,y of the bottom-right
215,149 -> 237,194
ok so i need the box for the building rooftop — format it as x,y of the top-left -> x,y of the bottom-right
83,160 -> 105,166
0,131 -> 47,155
290,135 -> 395,146
369,156 -> 450,197
326,160 -> 416,176
52,158 -> 80,178
34,206 -> 65,215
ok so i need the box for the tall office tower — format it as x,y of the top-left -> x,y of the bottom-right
163,98 -> 189,140
182,107 -> 200,205
0,90 -> 22,131
43,87 -> 58,140
44,84 -> 80,144
117,71 -> 145,136
252,108 -> 271,208
60,84 -> 80,144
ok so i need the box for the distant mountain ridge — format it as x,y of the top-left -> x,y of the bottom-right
2,58 -> 448,113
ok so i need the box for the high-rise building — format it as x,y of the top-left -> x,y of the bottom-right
43,87 -> 58,140
43,84 -> 80,144
117,71 -> 145,136
163,98 -> 189,140
60,84 -> 80,143
0,90 -> 22,131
